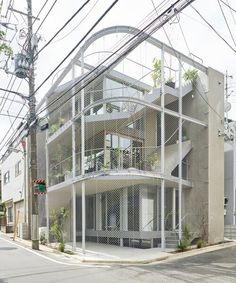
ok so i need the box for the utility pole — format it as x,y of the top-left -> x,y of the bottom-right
27,0 -> 39,250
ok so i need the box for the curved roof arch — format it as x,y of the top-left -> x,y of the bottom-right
38,25 -> 207,110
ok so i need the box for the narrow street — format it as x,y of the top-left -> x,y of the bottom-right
0,235 -> 236,283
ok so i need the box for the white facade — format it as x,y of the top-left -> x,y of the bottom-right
1,144 -> 26,232
42,26 -> 224,251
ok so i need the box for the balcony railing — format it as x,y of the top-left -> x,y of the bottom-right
48,144 -> 190,186
49,155 -> 72,186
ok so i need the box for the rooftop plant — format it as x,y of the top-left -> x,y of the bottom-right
183,69 -> 198,82
151,58 -> 161,87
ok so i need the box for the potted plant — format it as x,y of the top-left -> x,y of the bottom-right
151,58 -> 161,87
165,77 -> 175,88
106,102 -> 113,113
58,117 -> 65,127
49,123 -> 59,135
183,69 -> 198,83
182,128 -> 188,141
147,152 -> 159,171
101,163 -> 109,172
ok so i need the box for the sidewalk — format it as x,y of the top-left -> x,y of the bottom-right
1,231 -> 236,265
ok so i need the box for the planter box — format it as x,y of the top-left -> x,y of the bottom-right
165,82 -> 175,88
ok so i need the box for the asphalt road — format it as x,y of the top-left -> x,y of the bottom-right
0,235 -> 236,283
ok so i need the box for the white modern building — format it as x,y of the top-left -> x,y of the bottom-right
39,26 -> 224,251
0,139 -> 27,235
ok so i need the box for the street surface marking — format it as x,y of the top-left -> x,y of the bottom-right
0,236 -> 110,268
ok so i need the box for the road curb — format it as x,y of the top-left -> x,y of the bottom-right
1,231 -> 236,265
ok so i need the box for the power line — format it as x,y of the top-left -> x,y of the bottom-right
191,4 -> 236,54
35,0 -> 91,58
0,77 -> 17,114
36,0 -> 195,118
33,0 -> 119,96
35,0 -> 58,34
52,0 -> 99,44
151,0 -> 223,121
226,0 -> 236,25
32,0 -> 50,27
0,0 -> 120,153
35,0 -> 171,99
220,0 -> 236,13
0,0 -> 171,153
178,20 -> 191,55
0,0 -> 187,152
217,0 -> 236,47
0,102 -> 26,150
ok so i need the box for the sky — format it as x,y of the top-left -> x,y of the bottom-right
0,0 -> 236,155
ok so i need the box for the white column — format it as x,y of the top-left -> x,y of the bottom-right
157,188 -> 160,231
178,58 -> 183,240
71,63 -> 77,251
96,193 -> 102,230
233,125 -> 236,225
72,184 -> 76,251
81,50 -> 86,254
172,188 -> 176,230
72,63 -> 76,178
45,137 -> 49,242
161,46 -> 165,250
121,188 -> 128,231
82,182 -> 86,253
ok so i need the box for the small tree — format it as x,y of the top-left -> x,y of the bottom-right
0,31 -> 13,57
183,69 -> 198,83
151,58 -> 161,87
177,224 -> 192,252
49,207 -> 69,252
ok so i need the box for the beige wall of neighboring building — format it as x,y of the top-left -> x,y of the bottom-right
207,67 -> 224,243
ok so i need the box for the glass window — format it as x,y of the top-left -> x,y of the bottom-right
15,161 -> 21,177
105,79 -> 143,113
128,188 -> 140,231
101,191 -> 120,231
4,171 -> 10,184
8,207 -> 13,223
86,196 -> 95,229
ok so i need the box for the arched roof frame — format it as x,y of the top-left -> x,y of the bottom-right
37,25 -> 207,110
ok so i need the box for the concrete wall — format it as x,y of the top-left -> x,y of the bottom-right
182,77 -> 209,240
207,67 -> 224,243
224,145 -> 234,225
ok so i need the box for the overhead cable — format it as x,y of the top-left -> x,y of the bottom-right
35,0 -> 91,58
220,0 -> 236,13
217,0 -> 236,47
33,0 -> 119,96
191,4 -> 236,54
36,0 -> 196,117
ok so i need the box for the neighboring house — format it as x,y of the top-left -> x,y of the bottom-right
43,26 -> 224,250
0,140 -> 26,234
0,129 -> 46,238
224,121 -> 236,239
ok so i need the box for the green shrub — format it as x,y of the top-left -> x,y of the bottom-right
183,69 -> 198,82
58,242 -> 65,252
50,207 -> 69,252
40,232 -> 47,245
183,224 -> 191,241
196,239 -> 204,249
177,224 -> 192,252
177,239 -> 189,252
